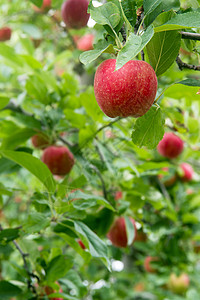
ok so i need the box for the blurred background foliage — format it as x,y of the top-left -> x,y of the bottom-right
0,0 -> 200,299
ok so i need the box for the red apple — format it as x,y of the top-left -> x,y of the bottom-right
42,146 -> 74,176
94,59 -> 157,118
31,134 -> 50,149
179,163 -> 193,182
168,273 -> 189,294
33,0 -> 51,13
144,256 -> 158,273
0,27 -> 12,42
76,34 -> 94,51
77,239 -> 86,250
107,217 -> 137,248
61,0 -> 90,29
157,132 -> 184,159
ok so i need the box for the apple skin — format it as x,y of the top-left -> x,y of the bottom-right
42,146 -> 74,176
94,59 -> 157,118
107,217 -> 137,248
76,34 -> 94,51
144,256 -> 158,273
168,273 -> 189,294
33,0 -> 51,13
157,132 -> 184,159
61,0 -> 90,29
0,27 -> 12,42
31,134 -> 50,149
180,163 -> 193,182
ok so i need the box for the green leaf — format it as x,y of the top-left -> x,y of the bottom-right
1,128 -> 35,150
46,255 -> 73,283
73,221 -> 111,270
59,233 -> 91,262
0,44 -> 25,68
144,0 -> 180,26
79,44 -> 115,65
62,270 -> 87,298
154,11 -> 200,32
25,74 -> 50,104
69,190 -> 115,211
0,281 -> 22,298
178,79 -> 200,87
30,0 -> 43,7
23,212 -> 50,233
21,23 -> 42,39
0,228 -> 20,243
121,0 -> 137,27
0,95 -> 10,110
90,2 -> 120,29
116,33 -> 142,70
132,106 -> 165,149
0,150 -> 56,193
116,26 -> 154,70
125,217 -> 135,246
146,30 -> 181,76
143,0 -> 163,16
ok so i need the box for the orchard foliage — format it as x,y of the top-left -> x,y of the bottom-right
0,0 -> 200,299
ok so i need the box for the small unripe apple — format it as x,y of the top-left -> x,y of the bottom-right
33,0 -> 51,13
157,132 -> 184,159
61,0 -> 90,29
42,146 -> 74,176
31,134 -> 50,149
76,34 -> 94,51
94,59 -> 157,118
114,191 -> 123,200
135,230 -> 147,242
44,282 -> 63,300
168,273 -> 189,294
107,217 -> 137,248
144,256 -> 158,273
77,239 -> 86,250
0,27 -> 12,42
158,167 -> 177,187
134,282 -> 145,292
179,163 -> 193,182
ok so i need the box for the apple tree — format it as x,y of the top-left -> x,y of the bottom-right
1,0 -> 200,299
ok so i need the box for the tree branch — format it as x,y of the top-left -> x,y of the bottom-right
181,31 -> 200,41
176,55 -> 200,71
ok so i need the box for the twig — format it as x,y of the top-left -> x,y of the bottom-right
176,55 -> 200,71
141,50 -> 145,61
156,178 -> 173,210
58,136 -> 76,148
0,225 -> 39,294
119,24 -> 127,44
181,31 -> 200,41
90,165 -> 108,200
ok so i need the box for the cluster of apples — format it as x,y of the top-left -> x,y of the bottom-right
157,132 -> 194,184
31,133 -> 74,176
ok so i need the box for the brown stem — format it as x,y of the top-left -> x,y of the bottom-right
181,31 -> 200,41
176,55 -> 200,71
